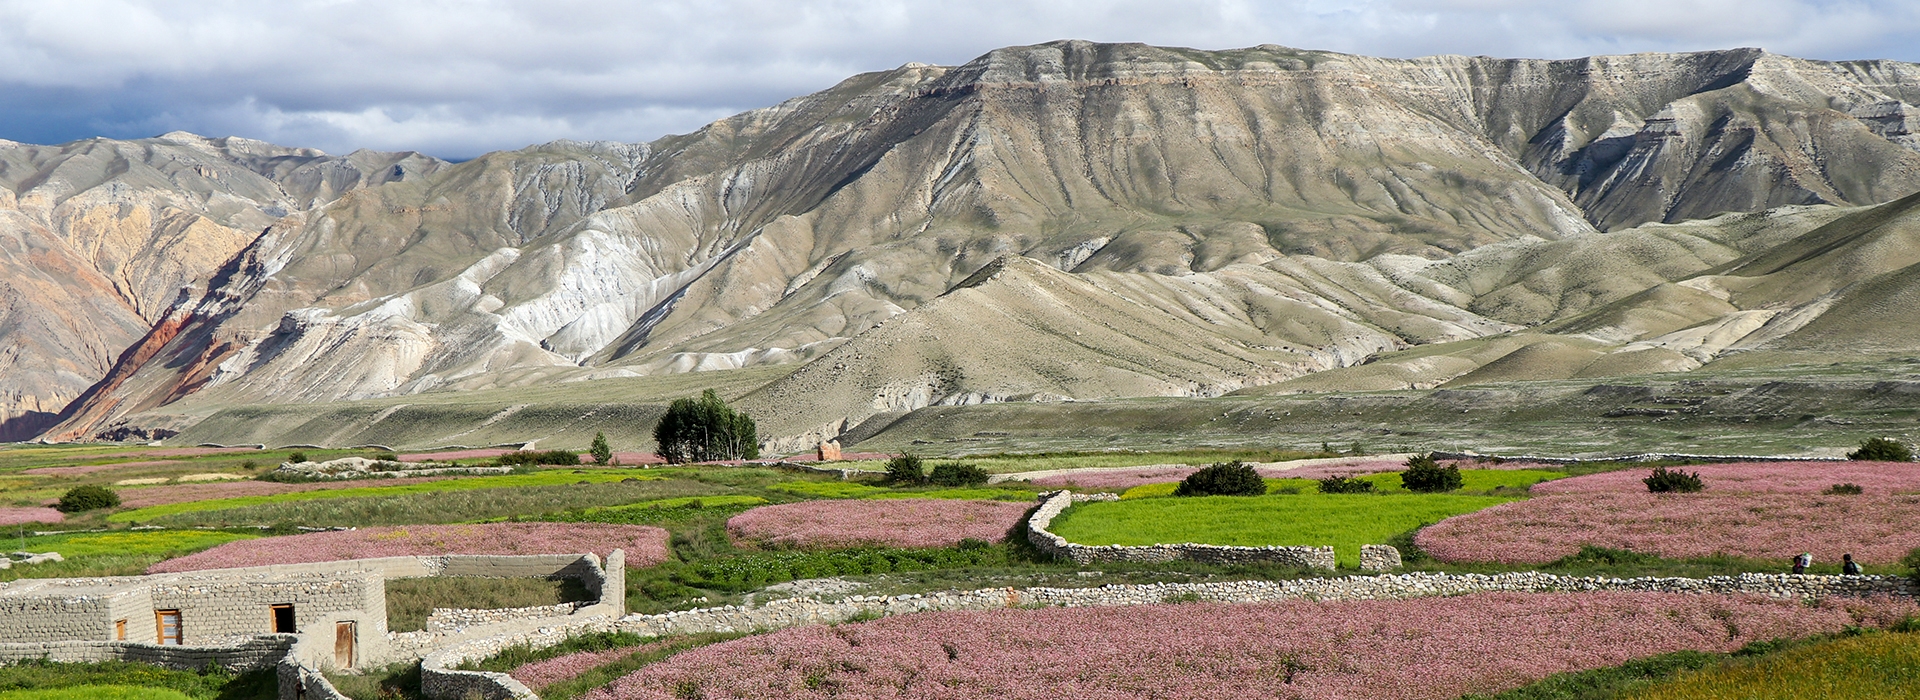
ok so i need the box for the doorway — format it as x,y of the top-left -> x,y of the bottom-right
333,621 -> 355,669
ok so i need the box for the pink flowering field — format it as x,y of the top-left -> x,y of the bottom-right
584,591 -> 1917,700
23,460 -> 176,476
147,522 -> 669,573
511,641 -> 675,691
1532,461 -> 1920,495
728,500 -> 1031,549
1417,492 -> 1920,564
0,507 -> 63,526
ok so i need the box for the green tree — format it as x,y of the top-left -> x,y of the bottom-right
1400,453 -> 1462,493
1848,437 -> 1913,462
885,454 -> 927,485
652,390 -> 760,464
590,431 -> 615,465
57,485 -> 121,513
1174,461 -> 1266,496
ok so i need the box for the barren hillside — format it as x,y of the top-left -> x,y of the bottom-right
13,41 -> 1920,448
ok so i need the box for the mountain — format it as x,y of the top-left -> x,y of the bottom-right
16,41 -> 1920,449
0,133 -> 443,439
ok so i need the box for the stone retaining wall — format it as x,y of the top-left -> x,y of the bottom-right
0,634 -> 294,672
1025,491 -> 1337,570
277,660 -> 352,700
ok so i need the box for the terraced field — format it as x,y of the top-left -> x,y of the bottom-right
3,444 -> 1917,699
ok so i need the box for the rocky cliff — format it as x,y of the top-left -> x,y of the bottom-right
0,133 -> 443,439
21,41 -> 1920,447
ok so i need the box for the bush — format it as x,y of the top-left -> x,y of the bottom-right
1848,437 -> 1913,462
652,389 -> 759,463
1823,483 -> 1864,495
885,454 -> 927,485
1317,475 -> 1375,494
1174,461 -> 1266,497
496,450 -> 582,466
287,452 -> 308,463
1904,547 -> 1920,586
1400,454 -> 1462,493
56,485 -> 121,513
372,452 -> 398,461
1643,466 -> 1705,493
928,462 -> 989,487
590,431 -> 615,465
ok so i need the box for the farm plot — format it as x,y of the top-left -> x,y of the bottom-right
1629,630 -> 1920,700
1050,493 -> 1515,567
1530,461 -> 1920,495
582,591 -> 1918,700
727,500 -> 1031,549
1118,468 -> 1561,499
1415,492 -> 1920,565
147,522 -> 668,573
109,470 -> 665,522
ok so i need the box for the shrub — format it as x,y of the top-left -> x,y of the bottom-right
1848,437 -> 1912,462
1174,461 -> 1266,497
372,452 -> 399,461
496,450 -> 583,466
885,454 -> 927,485
1644,466 -> 1705,493
1317,475 -> 1375,494
56,485 -> 122,513
653,389 -> 759,463
1904,547 -> 1920,586
928,462 -> 989,487
288,452 -> 308,463
1823,483 -> 1864,495
590,431 -> 615,465
1401,454 -> 1462,493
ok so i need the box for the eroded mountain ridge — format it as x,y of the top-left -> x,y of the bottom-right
9,41 -> 1920,448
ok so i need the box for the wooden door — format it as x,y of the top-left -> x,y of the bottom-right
155,610 -> 181,645
115,619 -> 126,641
333,621 -> 355,668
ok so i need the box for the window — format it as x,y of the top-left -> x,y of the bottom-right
155,610 -> 182,645
271,604 -> 296,634
115,619 -> 126,641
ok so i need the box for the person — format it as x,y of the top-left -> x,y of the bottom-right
1792,552 -> 1812,574
1843,553 -> 1862,576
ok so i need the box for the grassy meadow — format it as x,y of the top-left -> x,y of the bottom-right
1049,491 -> 1520,567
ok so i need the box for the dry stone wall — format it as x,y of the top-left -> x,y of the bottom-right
1026,491 -> 1337,570
0,635 -> 294,673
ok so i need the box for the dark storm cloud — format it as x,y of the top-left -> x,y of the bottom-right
0,0 -> 1913,159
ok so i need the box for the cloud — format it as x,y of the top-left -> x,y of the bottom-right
0,0 -> 1914,158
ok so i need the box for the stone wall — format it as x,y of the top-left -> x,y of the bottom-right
277,660 -> 353,700
0,635 -> 294,673
153,570 -> 386,651
1360,545 -> 1402,572
1025,491 -> 1337,570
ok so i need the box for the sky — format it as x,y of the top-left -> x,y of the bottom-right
1,0 -> 1917,160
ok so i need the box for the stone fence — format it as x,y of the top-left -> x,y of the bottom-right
277,659 -> 352,700
0,634 -> 294,673
1025,491 -> 1338,570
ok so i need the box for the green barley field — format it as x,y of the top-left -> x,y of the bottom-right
1048,491 -> 1519,567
